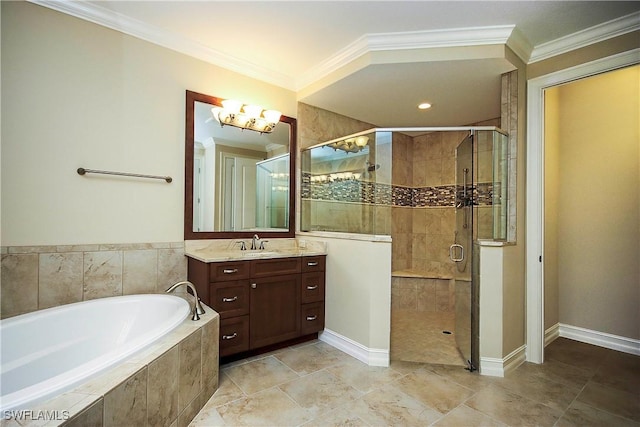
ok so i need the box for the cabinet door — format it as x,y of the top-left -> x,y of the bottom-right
251,258 -> 301,278
250,274 -> 301,349
301,272 -> 325,303
301,302 -> 325,335
220,316 -> 250,357
209,280 -> 250,319
209,261 -> 251,282
301,256 -> 326,272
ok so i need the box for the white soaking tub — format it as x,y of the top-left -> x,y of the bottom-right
0,294 -> 190,411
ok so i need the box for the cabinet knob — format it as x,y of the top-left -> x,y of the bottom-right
223,268 -> 238,274
222,332 -> 238,340
306,315 -> 317,321
307,261 -> 318,267
306,285 -> 318,290
222,296 -> 238,303
251,283 -> 257,289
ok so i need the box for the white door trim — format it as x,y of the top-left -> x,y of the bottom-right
525,48 -> 640,364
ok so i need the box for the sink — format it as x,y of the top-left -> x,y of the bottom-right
242,251 -> 280,258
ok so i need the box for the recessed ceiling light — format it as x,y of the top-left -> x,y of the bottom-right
418,102 -> 432,110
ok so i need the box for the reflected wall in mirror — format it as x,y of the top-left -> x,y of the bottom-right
185,90 -> 296,240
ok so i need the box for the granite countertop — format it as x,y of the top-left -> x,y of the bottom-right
184,238 -> 327,263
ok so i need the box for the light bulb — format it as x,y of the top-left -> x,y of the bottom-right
221,99 -> 242,114
263,110 -> 281,123
243,105 -> 263,119
355,136 -> 369,147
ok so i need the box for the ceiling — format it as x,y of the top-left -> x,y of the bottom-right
37,1 -> 640,127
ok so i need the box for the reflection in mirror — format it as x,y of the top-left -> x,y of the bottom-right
185,91 -> 296,240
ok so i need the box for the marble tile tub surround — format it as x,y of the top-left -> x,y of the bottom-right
1,301 -> 220,427
1,242 -> 187,319
184,238 -> 327,262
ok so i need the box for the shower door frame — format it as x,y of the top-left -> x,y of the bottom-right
452,131 -> 477,371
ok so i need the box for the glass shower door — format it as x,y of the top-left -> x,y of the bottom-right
451,132 -> 478,371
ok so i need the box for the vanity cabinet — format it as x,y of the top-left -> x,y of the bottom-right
188,255 -> 326,358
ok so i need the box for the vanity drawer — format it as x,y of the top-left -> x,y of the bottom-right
300,302 -> 324,335
220,315 -> 250,357
301,272 -> 325,303
209,261 -> 251,282
209,280 -> 250,319
301,256 -> 326,272
251,257 -> 301,278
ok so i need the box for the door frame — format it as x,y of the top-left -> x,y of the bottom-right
525,49 -> 639,363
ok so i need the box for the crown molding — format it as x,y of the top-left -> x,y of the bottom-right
27,0 -> 296,90
296,25 -> 517,90
529,11 -> 640,63
27,0 -> 637,90
506,26 -> 534,64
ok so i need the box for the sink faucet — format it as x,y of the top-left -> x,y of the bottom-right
251,234 -> 260,250
166,281 -> 205,321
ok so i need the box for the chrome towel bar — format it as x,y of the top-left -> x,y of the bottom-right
77,167 -> 172,183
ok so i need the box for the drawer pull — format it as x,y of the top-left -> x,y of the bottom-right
222,332 -> 238,340
223,268 -> 238,274
307,261 -> 319,267
306,285 -> 318,290
222,296 -> 238,303
306,315 -> 317,321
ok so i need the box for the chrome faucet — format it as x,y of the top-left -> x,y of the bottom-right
251,234 -> 260,250
166,281 -> 205,321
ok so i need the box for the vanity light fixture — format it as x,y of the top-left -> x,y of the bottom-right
325,135 -> 369,153
211,99 -> 282,134
418,102 -> 432,110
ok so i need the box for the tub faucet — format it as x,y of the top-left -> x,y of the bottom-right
166,281 -> 205,321
251,234 -> 260,250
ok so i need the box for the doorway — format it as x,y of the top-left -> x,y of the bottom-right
526,51 -> 639,363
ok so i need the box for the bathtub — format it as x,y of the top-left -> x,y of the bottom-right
0,294 -> 190,411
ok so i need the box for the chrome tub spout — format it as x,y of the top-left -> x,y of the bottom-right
166,281 -> 205,320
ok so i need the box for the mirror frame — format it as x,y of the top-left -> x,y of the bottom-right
184,90 -> 296,240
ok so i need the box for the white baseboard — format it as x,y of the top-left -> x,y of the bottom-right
319,329 -> 390,367
480,345 -> 526,377
559,324 -> 640,356
545,323 -> 560,347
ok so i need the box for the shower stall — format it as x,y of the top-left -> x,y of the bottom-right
301,127 -> 509,370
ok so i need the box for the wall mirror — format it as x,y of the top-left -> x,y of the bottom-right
184,90 -> 296,240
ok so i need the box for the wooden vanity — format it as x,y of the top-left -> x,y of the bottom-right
187,254 -> 326,358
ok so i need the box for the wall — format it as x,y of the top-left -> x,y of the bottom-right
527,31 -> 640,80
1,1 -> 296,247
546,65 -> 639,340
499,66 -> 527,358
297,104 -> 391,365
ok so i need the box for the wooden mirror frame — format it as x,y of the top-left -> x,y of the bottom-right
184,90 -> 296,240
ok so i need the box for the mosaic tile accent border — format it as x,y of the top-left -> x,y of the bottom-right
301,173 -> 496,208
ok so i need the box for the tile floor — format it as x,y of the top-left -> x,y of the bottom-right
190,337 -> 640,426
391,310 -> 466,366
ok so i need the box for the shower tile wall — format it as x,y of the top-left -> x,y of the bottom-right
391,133 -> 413,271
391,277 -> 455,313
0,242 -> 187,318
298,102 -> 377,233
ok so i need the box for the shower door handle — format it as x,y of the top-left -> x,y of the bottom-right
449,244 -> 464,262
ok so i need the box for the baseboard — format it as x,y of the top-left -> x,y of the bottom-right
318,329 -> 390,367
545,323 -> 560,347
559,323 -> 640,356
480,344 -> 526,377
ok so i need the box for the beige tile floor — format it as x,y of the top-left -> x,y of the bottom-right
390,310 -> 466,366
190,337 -> 640,426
